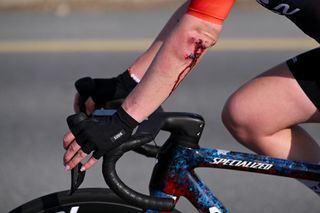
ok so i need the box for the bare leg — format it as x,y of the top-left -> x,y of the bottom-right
222,62 -> 320,195
222,62 -> 320,163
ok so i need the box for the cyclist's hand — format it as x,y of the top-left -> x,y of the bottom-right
63,107 -> 139,171
74,70 -> 137,115
74,93 -> 96,114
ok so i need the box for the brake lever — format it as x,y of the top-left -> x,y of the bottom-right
69,134 -> 153,194
69,163 -> 86,195
69,110 -> 87,195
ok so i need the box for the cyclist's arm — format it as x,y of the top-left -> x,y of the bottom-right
64,0 -> 235,172
123,0 -> 235,122
72,2 -> 189,114
129,0 -> 235,81
123,15 -> 220,122
128,1 -> 190,80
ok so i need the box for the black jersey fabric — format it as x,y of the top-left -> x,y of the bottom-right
287,48 -> 320,110
255,0 -> 320,110
256,0 -> 320,43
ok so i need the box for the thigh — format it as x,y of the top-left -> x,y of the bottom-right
228,61 -> 320,136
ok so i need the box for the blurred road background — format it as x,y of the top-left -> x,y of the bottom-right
0,1 -> 319,212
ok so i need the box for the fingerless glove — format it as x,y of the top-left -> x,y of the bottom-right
75,70 -> 138,108
67,107 -> 139,159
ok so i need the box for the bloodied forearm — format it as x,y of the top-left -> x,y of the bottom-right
122,14 -> 223,122
127,1 -> 190,81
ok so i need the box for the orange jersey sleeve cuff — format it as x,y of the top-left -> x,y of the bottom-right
187,0 -> 236,24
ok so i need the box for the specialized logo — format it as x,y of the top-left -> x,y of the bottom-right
211,158 -> 273,170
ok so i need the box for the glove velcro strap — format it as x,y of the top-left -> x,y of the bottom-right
75,77 -> 95,102
116,107 -> 139,130
117,70 -> 138,91
91,78 -> 117,106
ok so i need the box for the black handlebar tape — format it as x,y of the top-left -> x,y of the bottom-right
134,144 -> 159,158
102,135 -> 175,211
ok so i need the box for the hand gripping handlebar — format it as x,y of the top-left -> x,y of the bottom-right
67,112 -> 175,211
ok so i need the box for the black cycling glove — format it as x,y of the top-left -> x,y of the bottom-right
67,107 -> 139,159
75,70 -> 138,109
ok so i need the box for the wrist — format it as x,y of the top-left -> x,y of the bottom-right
127,68 -> 141,83
117,70 -> 138,88
121,102 -> 146,123
116,106 -> 139,130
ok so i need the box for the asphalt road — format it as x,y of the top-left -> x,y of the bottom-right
0,6 -> 319,213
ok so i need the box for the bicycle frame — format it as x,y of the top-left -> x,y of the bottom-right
146,143 -> 320,213
90,109 -> 320,213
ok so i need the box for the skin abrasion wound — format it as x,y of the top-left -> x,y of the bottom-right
169,40 -> 206,95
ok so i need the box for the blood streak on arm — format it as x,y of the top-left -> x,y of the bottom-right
169,39 -> 207,95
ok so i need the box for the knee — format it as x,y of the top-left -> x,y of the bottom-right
221,93 -> 261,146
